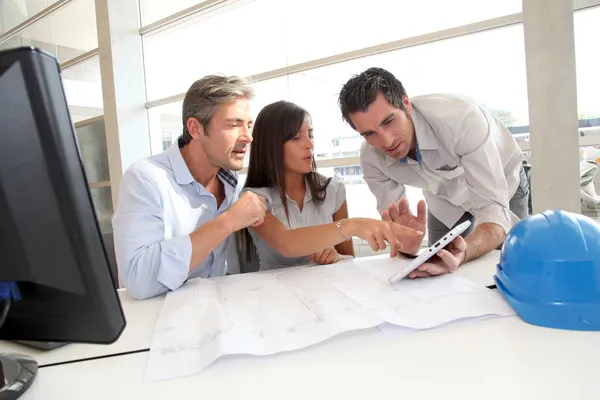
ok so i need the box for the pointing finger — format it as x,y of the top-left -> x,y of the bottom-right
383,225 -> 400,257
391,223 -> 424,237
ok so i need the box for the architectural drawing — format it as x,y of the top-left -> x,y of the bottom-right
146,258 -> 514,381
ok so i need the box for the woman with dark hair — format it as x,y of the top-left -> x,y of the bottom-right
239,100 -> 421,271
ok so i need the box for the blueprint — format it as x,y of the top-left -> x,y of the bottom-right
146,257 -> 514,381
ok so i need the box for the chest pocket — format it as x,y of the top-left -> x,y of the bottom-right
434,164 -> 465,181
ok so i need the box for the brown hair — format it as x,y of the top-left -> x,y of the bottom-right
240,100 -> 331,261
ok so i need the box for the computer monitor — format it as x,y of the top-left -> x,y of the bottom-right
0,47 -> 126,397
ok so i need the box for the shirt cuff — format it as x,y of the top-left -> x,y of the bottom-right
157,235 -> 193,291
473,203 -> 517,236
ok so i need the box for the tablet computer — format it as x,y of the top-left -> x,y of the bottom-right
388,220 -> 472,284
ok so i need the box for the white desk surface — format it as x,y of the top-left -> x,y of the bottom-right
0,251 -> 499,366
21,316 -> 600,400
0,289 -> 164,366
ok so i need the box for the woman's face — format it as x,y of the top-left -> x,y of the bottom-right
283,114 -> 314,175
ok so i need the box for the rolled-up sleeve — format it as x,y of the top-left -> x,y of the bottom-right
241,187 -> 273,212
112,168 -> 192,300
454,107 -> 517,235
361,152 -> 406,216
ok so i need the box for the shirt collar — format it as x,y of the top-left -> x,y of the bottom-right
168,138 -> 195,185
275,176 -> 314,208
167,137 -> 239,191
303,176 -> 313,203
411,106 -> 439,151
398,141 -> 423,166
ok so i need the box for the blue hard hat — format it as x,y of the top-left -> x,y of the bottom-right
494,209 -> 600,331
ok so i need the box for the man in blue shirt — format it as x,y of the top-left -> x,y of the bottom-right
112,75 -> 266,300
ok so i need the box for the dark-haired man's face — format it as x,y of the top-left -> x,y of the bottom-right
349,93 -> 415,160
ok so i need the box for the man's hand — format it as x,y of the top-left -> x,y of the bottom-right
408,235 -> 467,278
382,197 -> 426,255
226,191 -> 267,231
309,247 -> 341,265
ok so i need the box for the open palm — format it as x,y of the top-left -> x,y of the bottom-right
382,197 -> 426,255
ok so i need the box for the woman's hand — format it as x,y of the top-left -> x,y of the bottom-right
342,218 -> 423,257
309,247 -> 341,264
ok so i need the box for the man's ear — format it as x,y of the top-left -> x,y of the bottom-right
186,117 -> 206,140
402,95 -> 412,115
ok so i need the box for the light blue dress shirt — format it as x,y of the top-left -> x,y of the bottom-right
112,138 -> 239,299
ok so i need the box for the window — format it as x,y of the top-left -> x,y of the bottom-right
0,0 -> 98,64
140,0 -> 218,26
75,118 -> 109,184
90,186 -> 114,233
319,166 -> 427,257
148,24 -> 528,160
0,0 -> 62,34
62,55 -> 103,123
143,0 -> 287,101
573,7 -> 600,223
282,0 -> 521,65
575,7 -> 600,129
142,4 -> 531,258
146,76 -> 290,156
142,0 -> 522,101
75,118 -> 113,233
286,24 -> 528,159
578,145 -> 600,223
147,101 -> 183,155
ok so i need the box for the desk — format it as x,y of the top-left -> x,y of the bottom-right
11,250 -> 600,399
20,317 -> 600,400
0,289 -> 164,366
0,251 -> 500,367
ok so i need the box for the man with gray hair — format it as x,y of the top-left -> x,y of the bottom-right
113,75 -> 266,300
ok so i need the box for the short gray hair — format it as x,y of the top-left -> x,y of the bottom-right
181,74 -> 255,143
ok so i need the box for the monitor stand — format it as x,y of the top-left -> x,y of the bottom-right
0,353 -> 38,399
13,340 -> 68,351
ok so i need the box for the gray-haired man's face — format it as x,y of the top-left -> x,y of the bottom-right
197,98 -> 254,171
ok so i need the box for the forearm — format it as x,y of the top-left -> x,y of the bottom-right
117,235 -> 191,300
189,214 -> 237,271
463,222 -> 505,263
272,222 -> 349,258
118,217 -> 235,298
